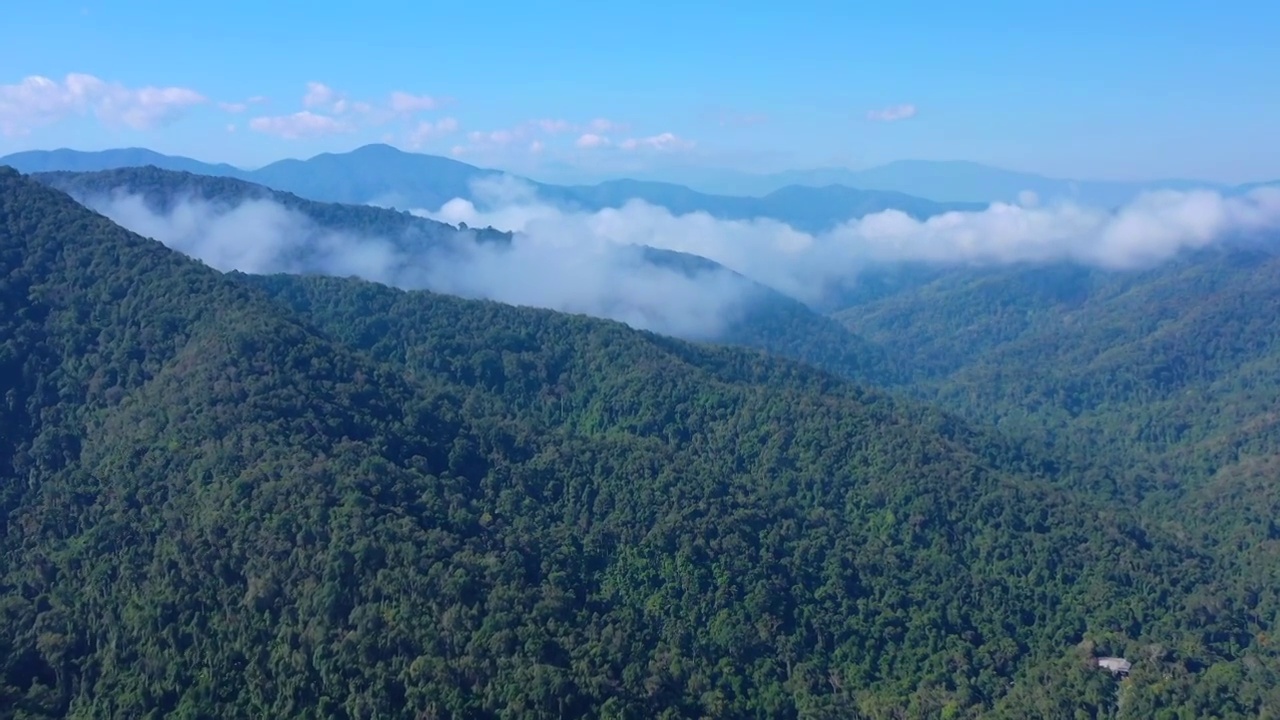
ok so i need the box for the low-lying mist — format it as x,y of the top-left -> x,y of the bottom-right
91,191 -> 758,339
424,177 -> 1280,306
80,176 -> 1280,340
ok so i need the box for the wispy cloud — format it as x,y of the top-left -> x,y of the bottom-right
248,111 -> 354,139
406,117 -> 459,148
619,132 -> 695,152
301,83 -> 445,120
456,123 -> 692,160
389,91 -> 441,114
575,133 -> 610,149
0,71 -> 688,159
865,103 -> 916,121
450,117 -> 634,157
533,118 -> 574,134
0,72 -> 205,135
866,104 -> 918,122
470,126 -> 530,147
248,82 -> 452,141
302,82 -> 341,111
586,118 -> 627,134
217,96 -> 268,115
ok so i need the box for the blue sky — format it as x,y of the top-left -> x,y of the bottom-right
0,0 -> 1277,183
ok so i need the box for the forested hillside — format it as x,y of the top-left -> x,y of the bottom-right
836,254 -> 1280,718
4,166 -> 1280,716
249,271 -> 1280,717
33,166 -> 513,244
836,252 -> 1280,489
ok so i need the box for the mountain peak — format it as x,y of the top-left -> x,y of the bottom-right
347,142 -> 413,158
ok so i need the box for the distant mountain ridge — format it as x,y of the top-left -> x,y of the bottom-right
721,159 -> 1240,206
0,146 -> 246,177
249,143 -> 504,213
31,165 -> 512,246
7,144 -> 1273,230
632,160 -> 1276,206
2,145 -> 978,232
548,178 -> 986,233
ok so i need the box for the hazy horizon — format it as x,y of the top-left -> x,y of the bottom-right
5,141 -> 1274,197
5,142 -> 1277,189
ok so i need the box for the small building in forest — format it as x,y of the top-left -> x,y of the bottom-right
1097,657 -> 1132,676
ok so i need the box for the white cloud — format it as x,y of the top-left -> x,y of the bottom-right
302,82 -> 341,110
866,104 -> 918,122
529,139 -> 545,154
533,118 -> 574,133
248,111 -> 353,139
575,133 -> 610,149
219,102 -> 248,113
389,91 -> 440,114
0,72 -> 206,135
618,132 -> 694,152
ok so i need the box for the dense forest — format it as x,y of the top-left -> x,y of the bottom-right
3,165 -> 1280,718
835,256 -> 1280,554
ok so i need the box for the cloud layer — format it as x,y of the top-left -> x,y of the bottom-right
83,191 -> 758,339
73,179 -> 1280,342
422,179 -> 1280,306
